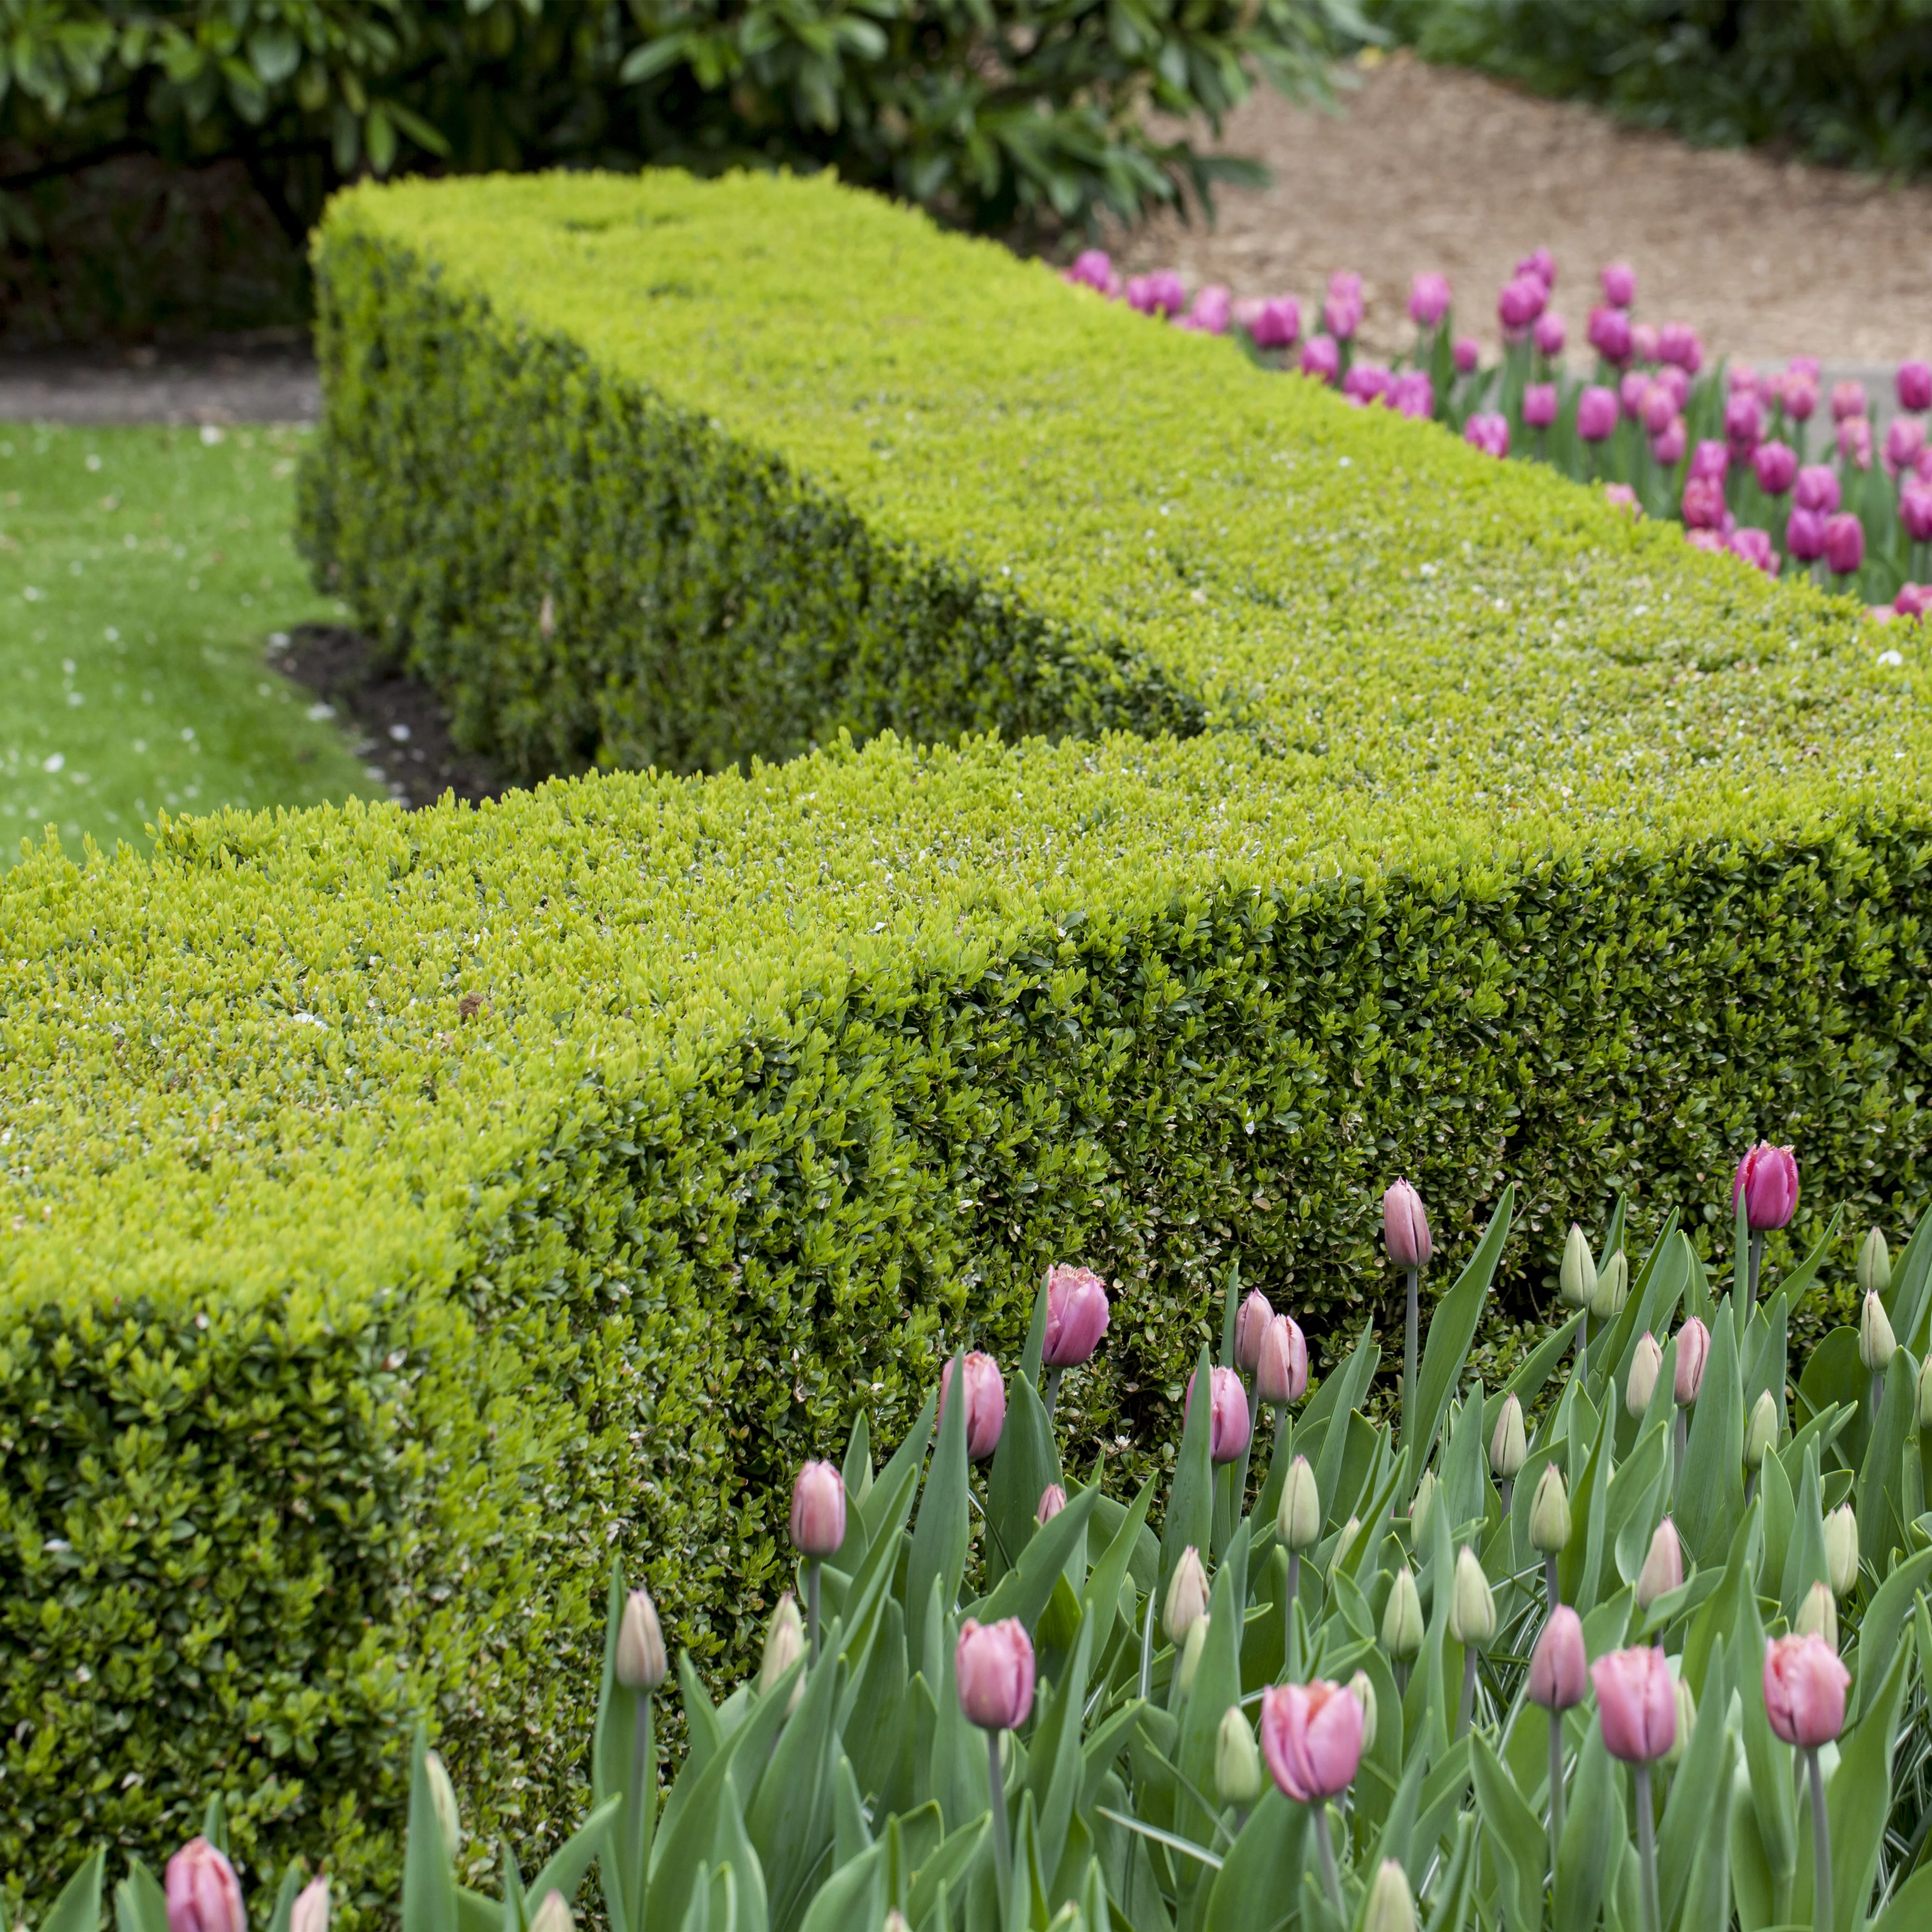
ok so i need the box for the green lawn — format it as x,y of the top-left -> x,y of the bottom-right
0,422 -> 387,867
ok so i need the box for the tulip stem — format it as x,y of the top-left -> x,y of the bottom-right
1456,1645 -> 1478,1739
1548,1707 -> 1566,1886
1545,1553 -> 1561,1611
1043,1367 -> 1063,1421
1748,1230 -> 1764,1305
807,1559 -> 822,1664
1312,1804 -> 1344,1919
1634,1763 -> 1661,1932
1870,1371 -> 1883,1420
1499,1477 -> 1513,1520
989,1729 -> 1013,1915
630,1698 -> 653,1911
1745,1467 -> 1758,1509
1403,1265 -> 1420,1477
1673,1410 -> 1686,1489
1807,1746 -> 1832,1932
1577,1312 -> 1588,1389
1285,1550 -> 1301,1674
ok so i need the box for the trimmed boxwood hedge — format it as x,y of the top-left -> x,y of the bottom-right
5,166 -> 1932,1922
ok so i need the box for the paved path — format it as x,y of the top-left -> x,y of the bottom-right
0,345 -> 318,426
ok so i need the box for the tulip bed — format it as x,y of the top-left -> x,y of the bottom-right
1070,247 -> 1932,622
25,1165 -> 1932,1932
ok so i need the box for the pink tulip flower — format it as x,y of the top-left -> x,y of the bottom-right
956,1617 -> 1036,1730
1825,511 -> 1865,575
1249,296 -> 1301,350
1300,335 -> 1341,384
1763,1634 -> 1850,1749
1728,528 -> 1778,574
1534,311 -> 1566,358
1383,1178 -> 1432,1268
1523,383 -> 1558,429
790,1460 -> 847,1557
1832,379 -> 1867,423
1650,417 -> 1687,467
1590,1646 -> 1678,1764
1733,1143 -> 1799,1231
1753,440 -> 1798,496
1187,285 -> 1232,335
1528,1605 -> 1589,1710
1465,412 -> 1510,458
1780,373 -> 1818,422
939,1351 -> 1007,1459
1789,355 -> 1821,380
1126,271 -> 1186,318
1409,272 -> 1452,328
1234,1289 -> 1276,1373
1902,483 -> 1932,544
1186,1363 -> 1252,1463
166,1841 -> 245,1932
1786,507 -> 1828,563
1657,323 -> 1703,374
1453,336 -> 1481,375
1042,1264 -> 1110,1368
1898,361 -> 1932,413
1516,246 -> 1556,288
1329,269 -> 1362,301
1255,1313 -> 1309,1405
1386,371 -> 1434,420
1036,1482 -> 1067,1524
1673,1319 -> 1711,1402
1839,416 -> 1874,471
1619,370 -> 1649,419
1725,393 -> 1763,460
1657,364 -> 1690,409
1794,465 -> 1841,513
1341,363 -> 1392,406
1577,386 -> 1619,443
1728,363 -> 1762,398
1324,291 -> 1363,341
1640,384 -> 1676,437
1498,275 -> 1547,333
1604,483 -> 1641,515
1686,529 -> 1725,553
1588,306 -> 1634,365
1631,322 -> 1660,362
1895,582 -> 1932,618
1681,477 -> 1726,530
1259,1680 -> 1365,1801
1600,261 -> 1636,308
1065,250 -> 1117,295
1885,416 -> 1927,478
1689,439 -> 1728,482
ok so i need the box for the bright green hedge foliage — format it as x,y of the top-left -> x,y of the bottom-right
9,165 -> 1932,1919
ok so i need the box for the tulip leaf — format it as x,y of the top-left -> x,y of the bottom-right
1469,1728 -> 1543,1932
1408,1186 -> 1513,1491
971,1481 -> 1100,1635
1733,1184 -> 1753,1311
1680,1505 -> 1761,1701
841,1409 -> 873,1510
1310,1329 -> 1379,1526
1780,1444 -> 1830,1626
863,1389 -> 937,1544
745,1631 -> 845,1931
1727,1761 -> 1779,1932
1657,1633 -> 1733,1927
1778,1205 -> 1844,1307
1871,1864 -> 1932,1932
1606,1417 -> 1670,1588
1792,1644 -> 1909,1932
1850,1547 -> 1932,1727
42,1849 -> 104,1932
113,1861 -> 169,1932
710,1765 -> 768,1932
593,1563 -> 655,1932
1484,1307 -> 1582,1446
985,1369 -> 1062,1587
529,1796 -> 623,1926
796,1842 -> 883,1932
1743,1291 -> 1791,1438
1422,1808 -> 1479,1932
1554,1720 -> 1622,1932
908,1818 -> 990,1929
1161,1344 -> 1217,1590
1797,1329 -> 1867,1467
1885,1207 -> 1932,1356
1589,1209 -> 1682,1412
1175,1526 -> 1248,1848
1677,1299 -> 1746,1567
907,1353 -> 971,1627
1025,1610 -> 1092,1884
929,1609 -> 984,1834
402,1727 -> 461,1932
1019,1268 -> 1052,1390
1857,1346 -> 1917,1571
1558,1386 -> 1617,1615
1202,1789 -> 1306,1932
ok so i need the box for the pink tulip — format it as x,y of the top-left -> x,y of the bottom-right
1902,483 -> 1932,544
1126,271 -> 1186,319
1656,364 -> 1690,409
939,1351 -> 1007,1459
1825,511 -> 1865,575
1886,416 -> 1927,478
1588,306 -> 1633,364
1733,1143 -> 1799,1231
1686,529 -> 1725,553
1794,465 -> 1841,514
1516,246 -> 1556,288
1383,1178 -> 1432,1269
1534,311 -> 1566,358
1754,440 -> 1798,496
955,1617 -> 1035,1730
1255,1313 -> 1309,1405
790,1460 -> 847,1557
1409,272 -> 1452,328
1523,383 -> 1558,429
1042,1264 -> 1110,1368
1234,1289 -> 1276,1373
1498,275 -> 1547,333
1631,322 -> 1660,363
1605,483 -> 1641,516
1453,336 -> 1481,375
1728,527 -> 1778,574
1839,416 -> 1873,471
1899,361 -> 1932,413
1763,1634 -> 1850,1749
1387,371 -> 1434,420
1528,1605 -> 1589,1710
1248,296 -> 1301,350
1689,439 -> 1728,483
1650,417 -> 1687,467
1591,1646 -> 1677,1763
1657,323 -> 1703,374
1324,292 -> 1363,342
1300,335 -> 1341,384
1895,582 -> 1932,619
1787,508 -> 1828,563
1329,270 -> 1362,302
1465,412 -> 1510,458
1831,379 -> 1867,423
1639,384 -> 1676,437
1725,393 -> 1763,460
1601,261 -> 1636,308
1259,1680 -> 1365,1801
1673,1319 -> 1710,1402
1681,477 -> 1726,530
1781,373 -> 1818,422
1619,370 -> 1650,419
1187,1364 -> 1251,1463
166,1841 -> 245,1932
1341,363 -> 1392,406
1182,286 -> 1227,335
1036,1482 -> 1067,1524
1729,363 -> 1762,398
1577,386 -> 1619,443
1066,249 -> 1116,294
1789,355 -> 1821,380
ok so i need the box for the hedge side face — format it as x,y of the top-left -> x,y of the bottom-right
7,168 -> 1932,1918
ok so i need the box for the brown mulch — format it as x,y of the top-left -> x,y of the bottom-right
1114,51 -> 1932,370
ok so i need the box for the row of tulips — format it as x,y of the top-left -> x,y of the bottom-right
1063,246 -> 1932,622
30,1141 -> 1932,1932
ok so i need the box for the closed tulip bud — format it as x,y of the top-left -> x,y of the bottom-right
1764,1632 -> 1851,1749
1384,1178 -> 1432,1269
1662,1676 -> 1696,1767
1036,1483 -> 1067,1526
759,1593 -> 807,1703
1187,1364 -> 1252,1465
1796,1578 -> 1839,1650
1860,1290 -> 1896,1372
1636,1518 -> 1684,1609
1674,1318 -> 1710,1404
1164,1546 -> 1210,1645
1255,1313 -> 1309,1405
955,1616 -> 1036,1731
616,1586 -> 668,1690
1177,1613 -> 1211,1697
1216,1706 -> 1264,1806
164,1840 -> 245,1932
1410,1467 -> 1438,1539
1918,1353 -> 1932,1430
1041,1264 -> 1110,1368
1278,1454 -> 1321,1551
425,1751 -> 461,1855
528,1897 -> 572,1932
1348,1670 -> 1378,1754
1559,1225 -> 1594,1308
1745,1390 -> 1778,1470
1448,1545 -> 1496,1648
1627,1332 -> 1663,1417
883,1915 -> 910,1932
1591,1645 -> 1677,1763
1489,1395 -> 1527,1480
938,1351 -> 1007,1460
789,1460 -> 847,1559
1382,1566 -> 1424,1662
1860,1228 -> 1893,1300
1529,1462 -> 1572,1553
1363,1861 -> 1417,1932
1734,1142 -> 1799,1232
1331,1515 -> 1362,1579
1591,1250 -> 1629,1321
1824,1504 -> 1860,1597
290,1880 -> 328,1932
1233,1289 -> 1275,1373
1528,1605 -> 1589,1710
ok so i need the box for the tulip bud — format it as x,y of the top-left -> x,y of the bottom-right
1627,1333 -> 1663,1418
1363,1860 -> 1417,1932
291,1880 -> 329,1932
1662,1676 -> 1696,1768
1860,1290 -> 1896,1373
1041,1264 -> 1110,1369
1559,1225 -> 1594,1309
1918,1352 -> 1932,1431
1858,1227 -> 1891,1301
1744,1390 -> 1778,1471
1796,1578 -> 1839,1650
1824,1504 -> 1860,1597
1177,1614 -> 1210,1698
164,1840 -> 246,1932
1216,1706 -> 1264,1807
1489,1395 -> 1527,1480
1527,1605 -> 1589,1710
1277,1454 -> 1321,1551
758,1593 -> 807,1705
1384,1178 -> 1432,1270
883,1916 -> 910,1932
1674,1318 -> 1710,1405
1234,1289 -> 1275,1373
1349,1670 -> 1378,1754
1529,1462 -> 1572,1554
1410,1468 -> 1438,1540
1447,1545 -> 1496,1648
1591,1250 -> 1629,1321
1331,1514 -> 1362,1579
1635,1518 -> 1684,1609
1381,1566 -> 1424,1662
1036,1483 -> 1067,1526
616,1587 -> 668,1691
789,1460 -> 847,1559
955,1617 -> 1036,1731
426,1751 -> 461,1855
1164,1546 -> 1209,1645
529,1897 -> 573,1932
1254,1314 -> 1309,1406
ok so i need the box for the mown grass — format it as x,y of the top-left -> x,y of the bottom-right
0,421 -> 385,867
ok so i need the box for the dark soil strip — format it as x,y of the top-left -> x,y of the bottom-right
272,623 -> 509,810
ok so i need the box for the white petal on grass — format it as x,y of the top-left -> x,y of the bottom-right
307,702 -> 335,721
42,753 -> 63,773
199,426 -> 226,446
1879,649 -> 1905,667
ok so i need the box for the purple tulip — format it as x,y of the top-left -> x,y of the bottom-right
1600,261 -> 1636,308
1824,511 -> 1865,575
1689,439 -> 1728,483
1248,296 -> 1300,350
1650,417 -> 1687,467
1341,362 -> 1392,406
1383,1178 -> 1432,1268
1657,323 -> 1703,374
1885,416 -> 1927,478
1386,371 -> 1434,420
1453,336 -> 1481,375
1255,1313 -> 1309,1405
956,1617 -> 1035,1730
1588,306 -> 1633,365
1498,274 -> 1548,333
1516,246 -> 1556,288
1127,271 -> 1186,318
1065,249 -> 1116,295
1409,272 -> 1452,328
1186,1363 -> 1252,1464
1619,370 -> 1649,419
1728,363 -> 1762,398
1233,1289 -> 1276,1373
1528,1605 -> 1589,1709
1187,284 -> 1232,336
1639,384 -> 1676,437
1042,1264 -> 1110,1368
166,1842 -> 245,1932
1902,483 -> 1932,544
1734,1142 -> 1799,1230
1604,483 -> 1641,516
1300,334 -> 1340,384
1323,291 -> 1363,341
1896,582 -> 1932,618
1464,411 -> 1510,458
1685,529 -> 1725,553
1533,310 -> 1566,358
1753,440 -> 1798,496
1786,507 -> 1828,563
1523,383 -> 1558,429
1728,527 -> 1778,574
1329,269 -> 1362,302
1831,379 -> 1867,424
1576,386 -> 1619,443
1836,416 -> 1873,471
1681,476 -> 1727,530
1899,361 -> 1932,413
1656,363 -> 1690,409
939,1351 -> 1007,1459
1789,354 -> 1821,380
1794,464 -> 1841,513
1725,393 -> 1763,461
1631,322 -> 1660,362
790,1460 -> 847,1557
1779,372 -> 1818,422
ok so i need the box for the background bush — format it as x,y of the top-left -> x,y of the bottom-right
1370,0 -> 1932,177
